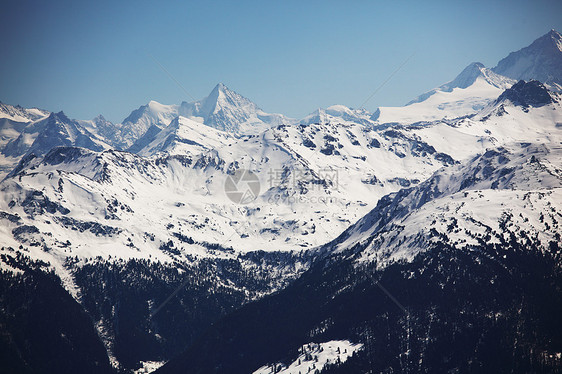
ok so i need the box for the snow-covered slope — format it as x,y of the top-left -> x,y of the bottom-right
1,82 -> 559,264
137,115 -> 234,157
25,112 -> 109,156
408,62 -> 515,105
373,62 -> 515,124
397,80 -> 562,162
113,101 -> 180,150
116,83 -> 293,151
0,102 -> 50,178
298,105 -> 373,126
329,141 -> 562,268
253,341 -> 362,374
493,29 -> 562,91
0,101 -> 49,123
0,111 -> 110,179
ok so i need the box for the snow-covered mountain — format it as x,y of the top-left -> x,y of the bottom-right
156,82 -> 562,374
137,115 -> 234,157
1,30 -> 562,374
108,101 -> 180,150
160,141 -> 562,374
178,83 -> 294,134
113,83 -> 293,151
493,29 -> 562,91
0,110 -> 110,179
79,114 -> 119,146
25,112 -> 109,157
372,29 -> 561,125
373,62 -> 516,124
0,101 -> 49,123
407,62 -> 515,105
298,105 -> 374,126
394,81 -> 562,164
331,143 -> 562,265
0,102 -> 50,177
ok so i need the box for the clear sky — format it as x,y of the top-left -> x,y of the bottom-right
1,0 -> 561,123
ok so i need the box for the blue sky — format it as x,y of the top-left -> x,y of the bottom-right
1,0 -> 561,123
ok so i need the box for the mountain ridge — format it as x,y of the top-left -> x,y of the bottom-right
1,29 -> 562,373
493,29 -> 562,91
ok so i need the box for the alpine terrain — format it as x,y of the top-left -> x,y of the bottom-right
0,29 -> 561,374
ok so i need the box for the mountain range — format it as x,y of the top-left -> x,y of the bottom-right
0,29 -> 561,374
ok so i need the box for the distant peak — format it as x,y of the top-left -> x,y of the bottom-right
205,83 -> 251,107
459,62 -> 486,75
548,29 -> 561,38
492,29 -> 562,88
45,111 -> 71,125
210,82 -> 224,91
211,82 -> 232,96
445,62 -> 488,90
468,62 -> 485,69
167,115 -> 182,127
528,29 -> 562,49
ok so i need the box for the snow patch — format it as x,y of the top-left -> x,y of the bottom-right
253,340 -> 362,374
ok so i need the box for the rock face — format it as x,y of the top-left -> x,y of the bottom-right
495,80 -> 557,108
493,29 -> 562,91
